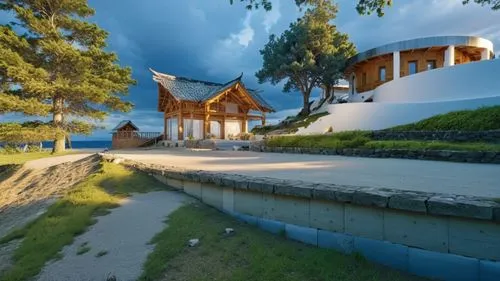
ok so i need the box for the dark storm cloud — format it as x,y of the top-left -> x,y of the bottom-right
2,0 -> 498,139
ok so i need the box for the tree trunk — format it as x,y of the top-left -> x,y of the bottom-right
327,85 -> 335,103
52,97 -> 65,153
324,85 -> 332,102
299,91 -> 311,116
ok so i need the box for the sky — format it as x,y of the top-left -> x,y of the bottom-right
1,0 -> 499,140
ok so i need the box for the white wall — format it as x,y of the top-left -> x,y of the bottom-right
183,119 -> 203,139
297,96 -> 500,134
210,121 -> 221,138
296,59 -> 500,134
225,120 -> 242,139
166,118 -> 178,140
373,59 -> 500,103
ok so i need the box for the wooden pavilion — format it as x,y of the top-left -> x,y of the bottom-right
151,69 -> 274,141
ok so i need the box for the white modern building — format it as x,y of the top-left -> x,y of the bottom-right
299,36 -> 500,134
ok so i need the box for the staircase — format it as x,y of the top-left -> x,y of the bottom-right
139,134 -> 164,147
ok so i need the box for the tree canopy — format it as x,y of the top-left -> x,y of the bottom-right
232,0 -> 500,16
255,0 -> 356,116
0,0 -> 135,152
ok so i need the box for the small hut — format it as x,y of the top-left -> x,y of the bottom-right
111,120 -> 161,149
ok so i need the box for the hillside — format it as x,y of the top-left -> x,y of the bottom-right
388,106 -> 500,131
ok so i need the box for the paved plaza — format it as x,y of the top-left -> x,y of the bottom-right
113,148 -> 500,198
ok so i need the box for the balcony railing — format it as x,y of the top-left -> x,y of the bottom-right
113,131 -> 161,140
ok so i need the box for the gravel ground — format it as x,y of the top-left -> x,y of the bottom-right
36,191 -> 191,281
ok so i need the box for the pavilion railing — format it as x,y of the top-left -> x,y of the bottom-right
112,131 -> 162,140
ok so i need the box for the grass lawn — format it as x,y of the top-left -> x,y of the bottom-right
140,204 -> 427,281
266,132 -> 500,152
0,151 -> 76,165
0,162 -> 163,281
388,105 -> 500,131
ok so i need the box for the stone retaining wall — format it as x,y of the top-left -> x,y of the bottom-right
184,139 -> 216,149
370,130 -> 500,143
105,155 -> 500,281
250,144 -> 500,164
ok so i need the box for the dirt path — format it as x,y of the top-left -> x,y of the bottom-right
0,154 -> 101,239
23,153 -> 94,170
36,191 -> 191,281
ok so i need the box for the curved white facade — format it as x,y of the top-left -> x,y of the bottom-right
298,59 -> 500,134
373,60 -> 500,103
298,96 -> 500,134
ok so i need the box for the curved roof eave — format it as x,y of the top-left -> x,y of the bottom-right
347,36 -> 494,68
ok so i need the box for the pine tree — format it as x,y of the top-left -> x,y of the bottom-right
256,0 -> 355,116
0,0 -> 135,152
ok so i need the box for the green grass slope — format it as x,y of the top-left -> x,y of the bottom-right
389,106 -> 500,131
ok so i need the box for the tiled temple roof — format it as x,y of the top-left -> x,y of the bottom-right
151,69 -> 274,111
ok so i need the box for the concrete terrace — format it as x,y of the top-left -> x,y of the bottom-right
112,149 -> 500,198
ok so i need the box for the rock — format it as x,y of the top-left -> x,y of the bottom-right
112,158 -> 123,164
225,228 -> 234,234
188,238 -> 199,247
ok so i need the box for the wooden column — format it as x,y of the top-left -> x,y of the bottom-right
203,104 -> 210,139
221,119 -> 225,140
261,112 -> 266,126
163,112 -> 167,140
223,94 -> 227,139
242,114 -> 248,133
178,102 -> 184,141
204,116 -> 211,139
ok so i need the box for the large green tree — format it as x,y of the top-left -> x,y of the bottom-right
256,0 -> 355,116
0,0 -> 135,152
232,0 -> 500,16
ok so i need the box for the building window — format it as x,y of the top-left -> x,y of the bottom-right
362,72 -> 367,86
426,60 -> 436,70
408,61 -> 418,75
379,66 -> 386,82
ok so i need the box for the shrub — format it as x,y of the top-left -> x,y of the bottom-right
239,133 -> 254,140
0,144 -> 21,154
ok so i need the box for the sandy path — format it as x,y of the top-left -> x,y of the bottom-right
36,191 -> 191,281
24,153 -> 94,170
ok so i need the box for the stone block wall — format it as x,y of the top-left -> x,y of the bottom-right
184,139 -> 216,149
107,156 -> 500,281
250,145 -> 500,164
